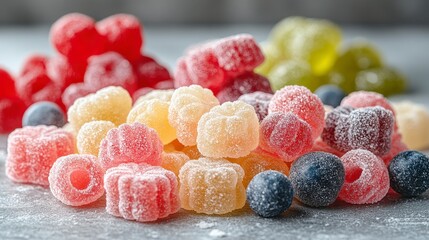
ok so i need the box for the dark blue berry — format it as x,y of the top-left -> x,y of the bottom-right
290,152 -> 345,207
246,170 -> 294,218
315,85 -> 346,107
389,150 -> 429,197
22,101 -> 66,127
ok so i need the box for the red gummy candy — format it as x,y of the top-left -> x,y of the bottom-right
133,55 -> 171,88
311,138 -> 344,157
62,83 -> 97,109
0,67 -> 17,98
216,71 -> 272,103
47,55 -> 87,90
238,91 -> 273,122
84,52 -> 137,94
0,97 -> 26,133
173,57 -> 193,88
19,54 -> 49,77
97,14 -> 143,62
341,91 -> 395,116
260,112 -> 313,162
381,132 -> 408,165
49,154 -> 105,206
98,122 -> 163,170
269,85 -> 325,140
6,126 -> 75,185
132,87 -> 153,103
339,149 -> 389,204
50,13 -> 106,63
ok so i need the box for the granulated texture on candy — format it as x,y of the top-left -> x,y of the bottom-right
238,91 -> 273,122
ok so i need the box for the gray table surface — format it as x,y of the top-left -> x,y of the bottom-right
1,25 -> 429,240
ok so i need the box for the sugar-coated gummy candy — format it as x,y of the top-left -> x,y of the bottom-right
49,154 -> 104,206
254,42 -> 283,77
0,68 -> 17,98
67,86 -> 132,131
341,91 -> 395,116
18,54 -> 48,77
268,60 -> 320,92
388,151 -> 429,197
181,145 -> 202,160
6,126 -> 75,185
228,152 -> 289,187
96,14 -> 143,61
134,89 -> 174,106
322,106 -> 394,156
50,13 -> 106,63
381,132 -> 408,165
197,101 -> 259,158
269,85 -> 325,140
311,137 -> 344,157
161,151 -> 190,176
216,71 -> 272,103
356,67 -> 407,96
339,149 -> 389,204
0,97 -> 26,133
163,139 -> 185,153
62,82 -> 97,109
315,85 -> 346,108
259,112 -> 313,162
127,99 -> 176,144
169,85 -> 219,146
77,121 -> 116,156
104,163 -> 180,222
247,170 -> 294,218
393,101 -> 429,150
47,55 -> 87,90
290,152 -> 345,207
98,122 -> 163,170
84,52 -> 137,93
179,158 -> 246,214
22,101 -> 66,127
132,55 -> 172,88
238,91 -> 272,122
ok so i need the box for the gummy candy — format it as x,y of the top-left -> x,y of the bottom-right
259,112 -> 313,162
254,42 -> 283,76
341,91 -> 395,115
47,55 -> 87,90
179,158 -> 246,214
247,170 -> 294,218
315,85 -> 346,108
22,101 -> 66,127
49,154 -> 104,206
268,60 -> 320,92
339,149 -> 389,204
98,122 -> 163,170
161,151 -> 190,176
0,67 -> 17,98
311,137 -> 344,157
197,101 -> 259,158
269,85 -> 325,140
67,86 -> 132,131
181,145 -> 202,160
132,55 -> 172,88
381,132 -> 408,165
0,97 -> 26,133
237,91 -> 272,122
19,54 -> 49,77
61,82 -> 97,109
104,163 -> 180,222
6,126 -> 75,185
127,99 -> 176,144
356,67 -> 406,96
163,139 -> 185,153
322,106 -> 394,156
169,85 -> 219,146
134,89 -> 174,106
290,152 -> 345,207
216,71 -> 272,103
77,121 -> 116,156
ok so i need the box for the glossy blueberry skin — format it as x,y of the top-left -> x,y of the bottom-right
315,85 -> 346,107
290,152 -> 345,207
22,101 -> 66,127
389,151 -> 429,197
246,170 -> 294,218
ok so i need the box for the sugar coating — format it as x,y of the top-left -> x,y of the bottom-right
127,99 -> 176,144
62,82 -> 96,109
134,89 -> 174,106
181,145 -> 202,160
197,101 -> 259,158
68,86 -> 132,131
381,132 -> 408,165
6,126 -> 75,186
238,91 -> 273,122
246,170 -> 294,218
98,122 -> 163,170
22,101 -> 66,127
161,151 -> 190,176
389,151 -> 429,197
311,137 -> 344,157
393,101 -> 429,150
77,121 -> 116,156
104,163 -> 180,222
341,91 -> 395,115
339,149 -> 389,204
269,85 -> 325,140
169,85 -> 220,146
48,154 -> 104,206
322,106 -> 394,156
228,152 -> 289,187
290,152 -> 345,207
260,112 -> 313,162
179,158 -> 246,214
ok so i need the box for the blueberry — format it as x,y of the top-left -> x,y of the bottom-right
290,152 -> 345,207
388,150 -> 429,197
314,85 -> 346,107
246,170 -> 294,218
22,101 -> 66,127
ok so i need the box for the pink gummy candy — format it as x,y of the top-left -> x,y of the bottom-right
238,91 -> 273,122
260,112 -> 313,162
98,122 -> 163,170
104,163 -> 180,222
216,71 -> 273,103
339,149 -> 389,204
6,126 -> 75,186
49,154 -> 105,206
47,55 -> 87,90
341,91 -> 395,116
269,85 -> 325,140
322,106 -> 394,156
311,138 -> 344,157
62,82 -> 97,109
